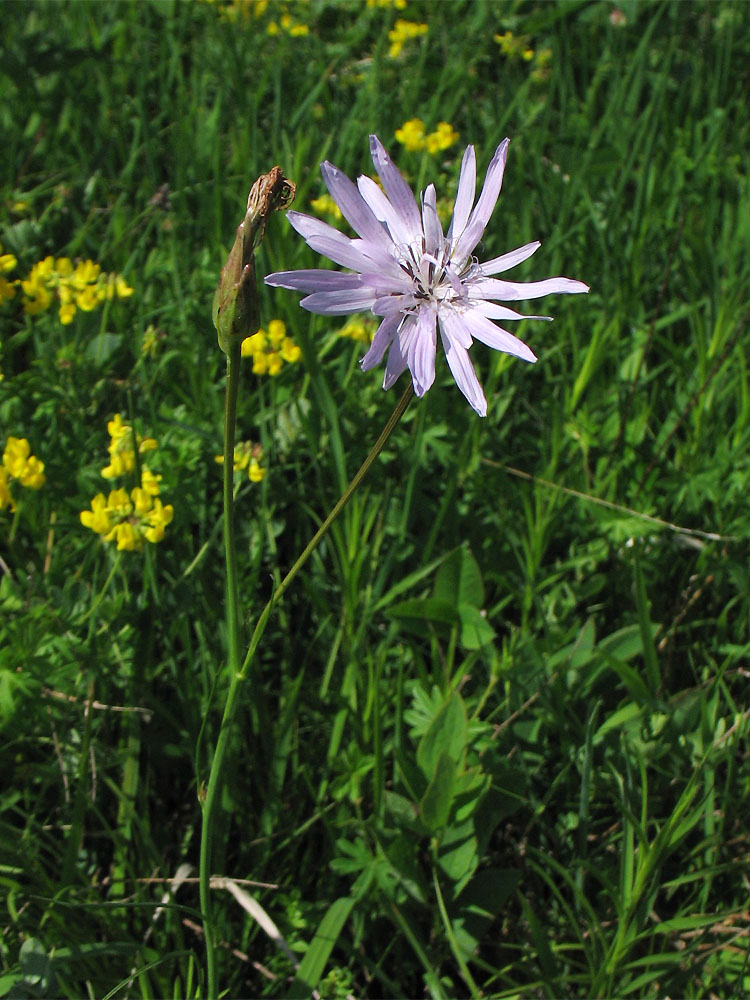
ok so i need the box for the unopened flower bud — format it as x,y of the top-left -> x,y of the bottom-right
213,167 -> 296,354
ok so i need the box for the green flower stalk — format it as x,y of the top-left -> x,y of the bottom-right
202,166 -> 295,998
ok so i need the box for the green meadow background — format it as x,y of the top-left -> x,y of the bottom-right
2,0 -> 750,996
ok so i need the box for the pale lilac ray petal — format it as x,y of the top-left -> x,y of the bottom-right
358,271 -> 413,294
439,313 -> 487,416
320,161 -> 393,249
361,313 -> 401,371
351,238 -> 404,275
463,308 -> 537,362
471,276 -> 590,301
480,241 -> 541,275
299,288 -> 377,315
357,174 -> 415,250
383,317 -> 416,389
286,211 -> 338,240
421,184 -> 442,256
286,212 -> 374,271
409,306 -> 437,397
452,138 -> 510,266
369,135 -> 424,246
447,144 -> 476,244
436,303 -> 472,349
470,299 -> 552,322
304,234 -> 380,272
265,269 -> 363,292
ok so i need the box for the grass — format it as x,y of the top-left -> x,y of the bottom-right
2,0 -> 750,997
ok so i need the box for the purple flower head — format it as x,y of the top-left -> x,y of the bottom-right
266,136 -> 588,416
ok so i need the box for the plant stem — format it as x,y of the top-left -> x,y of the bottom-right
199,377 -> 413,998
200,338 -> 242,1000
240,381 -> 414,677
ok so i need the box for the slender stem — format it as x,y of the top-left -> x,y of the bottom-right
199,378 -> 413,999
76,551 -> 122,625
200,338 -> 242,1000
223,341 -> 243,678
240,381 -> 414,677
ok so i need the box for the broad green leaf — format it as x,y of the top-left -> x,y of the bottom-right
437,818 -> 478,883
433,547 -> 484,608
457,604 -> 495,649
387,596 -> 458,633
419,751 -> 456,832
417,694 -> 467,778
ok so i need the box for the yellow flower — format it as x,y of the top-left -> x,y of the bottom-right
395,118 -> 426,152
494,30 -> 534,61
108,274 -> 134,299
101,413 -> 157,479
70,259 -> 100,288
267,318 -> 286,347
18,454 -> 45,489
366,0 -> 407,7
111,520 -> 141,551
144,498 -> 174,543
80,493 -> 112,534
388,19 -> 428,58
251,352 -> 269,375
22,261 -> 55,314
425,122 -> 459,154
215,440 -> 266,482
280,336 -> 301,362
241,329 -> 268,356
1,438 -> 45,506
0,243 -> 17,273
3,437 -> 45,488
241,320 -> 300,375
75,285 -> 101,312
248,458 -> 265,482
59,302 -> 77,324
140,467 -> 162,496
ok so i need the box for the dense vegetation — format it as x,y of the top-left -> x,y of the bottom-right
2,1 -> 749,996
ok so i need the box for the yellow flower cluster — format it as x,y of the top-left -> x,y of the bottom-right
80,414 -> 172,551
0,243 -> 17,306
19,256 -> 133,325
240,319 -> 301,376
101,413 -> 158,480
80,485 -> 174,552
494,30 -> 535,62
366,0 -> 406,8
266,11 -> 308,36
0,437 -> 45,512
208,0 -> 308,34
394,119 -> 459,154
388,19 -> 428,58
215,440 -> 267,483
